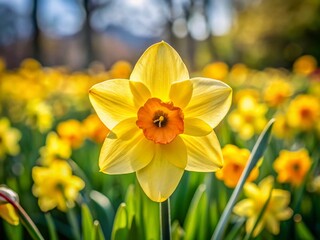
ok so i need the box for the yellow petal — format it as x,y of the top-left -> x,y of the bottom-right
158,136 -> 187,169
259,176 -> 274,193
129,81 -> 151,108
233,199 -> 255,217
0,204 -> 19,225
251,216 -> 266,237
169,80 -> 193,108
265,214 -> 280,235
184,78 -> 232,128
99,118 -> 154,174
181,131 -> 223,172
243,182 -> 261,199
130,42 -> 189,101
184,118 -> 212,136
136,150 -> 184,202
89,79 -> 137,130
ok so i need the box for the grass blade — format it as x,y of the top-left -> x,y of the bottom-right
211,119 -> 275,240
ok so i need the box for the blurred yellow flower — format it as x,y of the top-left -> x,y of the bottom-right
229,63 -> 249,86
273,149 -> 312,187
89,41 -> 232,202
228,95 -> 268,140
293,55 -> 317,75
287,94 -> 320,131
272,114 -> 294,139
57,119 -> 85,149
0,57 -> 6,72
0,187 -> 19,226
308,175 -> 320,194
202,61 -> 229,81
26,99 -> 53,133
39,132 -> 71,165
0,204 -> 19,225
82,114 -> 110,144
263,79 -> 293,107
233,176 -> 292,237
0,118 -> 21,160
32,160 -> 85,212
216,144 -> 260,188
234,89 -> 260,104
109,60 -> 133,79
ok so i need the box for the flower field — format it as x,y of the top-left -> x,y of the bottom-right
0,44 -> 319,240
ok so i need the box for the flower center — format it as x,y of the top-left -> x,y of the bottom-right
136,98 -> 184,144
153,111 -> 168,127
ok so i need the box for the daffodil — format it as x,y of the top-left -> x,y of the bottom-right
263,79 -> 293,107
0,118 -> 21,160
272,114 -> 294,139
228,94 -> 267,140
32,160 -> 85,212
0,187 -> 19,226
39,132 -> 71,165
273,149 -> 312,187
109,60 -> 133,79
0,204 -> 19,225
287,94 -> 320,131
293,55 -> 317,76
82,114 -> 110,143
233,176 -> 293,237
57,119 -> 85,149
89,41 -> 232,202
202,61 -> 229,81
26,99 -> 53,133
216,144 -> 260,188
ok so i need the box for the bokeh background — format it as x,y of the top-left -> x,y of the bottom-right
1,0 -> 320,70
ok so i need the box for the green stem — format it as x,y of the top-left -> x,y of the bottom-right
211,119 -> 275,240
66,205 -> 81,240
0,191 -> 44,240
160,199 -> 171,240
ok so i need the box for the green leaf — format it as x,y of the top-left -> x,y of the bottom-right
141,190 -> 160,240
44,213 -> 58,240
211,119 -> 275,240
93,220 -> 106,240
3,221 -> 23,240
171,220 -> 184,240
111,203 -> 129,240
183,184 -> 208,240
90,190 -> 115,239
81,204 -> 94,240
295,219 -> 315,240
224,218 -> 245,240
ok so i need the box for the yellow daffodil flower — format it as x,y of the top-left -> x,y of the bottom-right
233,176 -> 293,237
202,61 -> 229,81
82,114 -> 110,144
39,132 -> 71,165
57,119 -> 85,149
228,94 -> 267,140
89,41 -> 232,202
0,204 -> 19,225
272,114 -> 294,139
293,55 -> 317,76
216,144 -> 260,188
0,187 -> 19,225
308,175 -> 320,194
109,60 -> 133,79
263,79 -> 293,107
229,63 -> 249,86
273,149 -> 312,187
0,118 -> 21,160
287,94 -> 320,131
26,99 -> 53,133
32,160 -> 85,212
